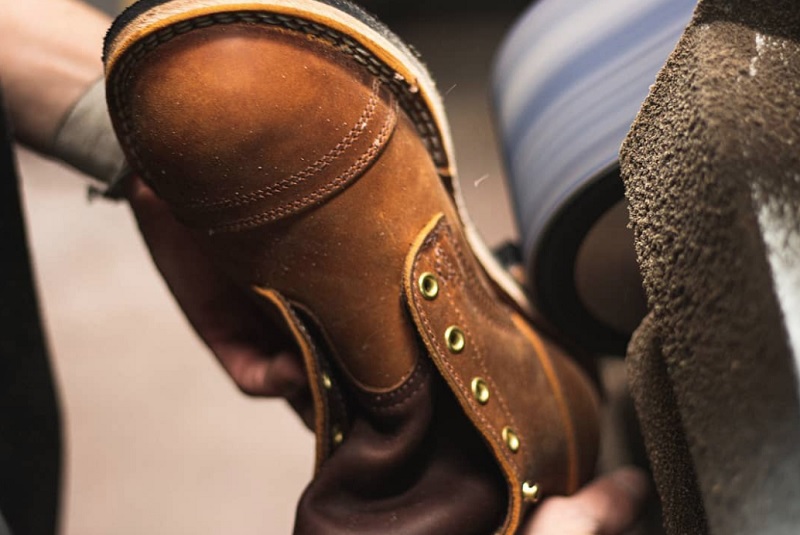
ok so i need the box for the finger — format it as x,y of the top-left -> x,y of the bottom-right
523,466 -> 651,535
212,339 -> 307,398
126,177 -> 308,398
571,466 -> 651,535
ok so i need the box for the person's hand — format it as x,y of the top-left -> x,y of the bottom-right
126,176 -> 313,426
522,467 -> 651,535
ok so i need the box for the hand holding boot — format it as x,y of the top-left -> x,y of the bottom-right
127,176 -> 314,425
104,1 -> 601,533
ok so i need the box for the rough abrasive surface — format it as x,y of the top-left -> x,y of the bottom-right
621,1 -> 800,534
627,316 -> 708,535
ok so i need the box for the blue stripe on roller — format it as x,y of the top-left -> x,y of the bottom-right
493,0 -> 697,278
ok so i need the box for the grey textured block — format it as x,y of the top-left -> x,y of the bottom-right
621,1 -> 800,533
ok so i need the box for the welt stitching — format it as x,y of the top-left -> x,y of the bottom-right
181,78 -> 384,210
207,103 -> 396,232
412,251 -> 518,473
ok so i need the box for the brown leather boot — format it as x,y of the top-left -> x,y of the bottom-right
104,1 -> 599,532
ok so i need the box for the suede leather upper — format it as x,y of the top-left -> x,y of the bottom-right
106,10 -> 600,534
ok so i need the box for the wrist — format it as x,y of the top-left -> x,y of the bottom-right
51,77 -> 130,199
0,0 -> 111,150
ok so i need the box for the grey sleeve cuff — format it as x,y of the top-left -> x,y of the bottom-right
51,78 -> 130,200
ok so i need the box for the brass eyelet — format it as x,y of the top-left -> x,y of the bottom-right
522,481 -> 541,503
418,272 -> 439,300
445,326 -> 466,354
321,372 -> 332,390
332,426 -> 344,447
502,427 -> 520,453
471,377 -> 490,405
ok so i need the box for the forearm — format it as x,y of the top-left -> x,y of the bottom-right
0,0 -> 110,152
